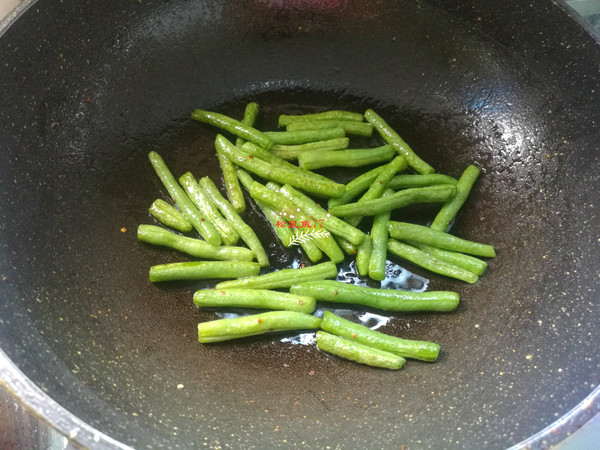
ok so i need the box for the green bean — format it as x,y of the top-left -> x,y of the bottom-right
149,261 -> 260,282
387,221 -> 496,258
235,102 -> 260,147
355,236 -> 372,277
368,189 -> 394,281
271,138 -> 349,160
148,199 -> 192,233
387,174 -> 458,190
216,152 -> 246,214
190,109 -> 273,150
316,331 -> 405,370
279,184 -> 366,246
278,110 -> 364,127
148,151 -> 221,245
430,165 -> 480,232
179,172 -> 240,246
215,135 -> 345,198
290,280 -> 459,312
199,176 -> 269,267
327,166 -> 386,209
334,236 -> 357,256
298,145 -> 394,171
329,185 -> 456,217
412,243 -> 487,276
286,120 -> 373,137
193,289 -> 316,314
387,239 -> 478,284
264,127 -> 346,145
364,109 -> 434,175
198,311 -> 322,343
215,261 -> 338,290
320,311 -> 440,362
137,225 -> 255,262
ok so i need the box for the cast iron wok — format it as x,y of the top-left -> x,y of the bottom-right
0,0 -> 599,448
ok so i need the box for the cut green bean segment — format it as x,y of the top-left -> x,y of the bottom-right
365,109 -> 434,175
265,127 -> 346,145
199,176 -> 269,267
316,331 -> 405,370
271,138 -> 350,160
327,166 -> 386,209
279,184 -> 366,246
430,165 -> 480,232
138,225 -> 255,262
290,280 -> 459,312
286,120 -> 373,137
388,174 -> 458,190
198,311 -> 322,343
387,239 -> 478,284
329,185 -> 456,217
190,109 -> 273,150
412,242 -> 487,276
320,311 -> 440,362
179,172 -> 240,246
215,135 -> 345,198
148,151 -> 221,245
149,199 -> 192,233
368,189 -> 394,281
149,261 -> 260,282
355,236 -> 372,276
387,221 -> 496,258
215,261 -> 338,290
278,110 -> 364,127
216,152 -> 245,214
193,289 -> 316,314
333,236 -> 357,255
235,102 -> 260,147
298,145 -> 394,171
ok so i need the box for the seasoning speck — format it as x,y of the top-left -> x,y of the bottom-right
177,384 -> 184,390
120,227 -> 127,233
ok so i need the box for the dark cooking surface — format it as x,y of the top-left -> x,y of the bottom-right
0,0 -> 599,448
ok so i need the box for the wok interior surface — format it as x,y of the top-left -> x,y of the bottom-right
0,0 -> 599,448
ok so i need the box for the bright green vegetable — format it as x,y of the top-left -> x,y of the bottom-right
271,138 -> 349,160
235,102 -> 260,147
137,225 -> 255,262
286,120 -> 373,137
365,109 -> 434,175
387,221 -> 496,258
290,280 -> 459,312
329,185 -> 456,217
298,145 -> 394,171
368,189 -> 394,281
387,239 -> 479,284
327,166 -> 386,209
278,110 -> 364,127
148,199 -> 192,232
148,151 -> 221,246
412,243 -> 487,276
190,109 -> 273,150
387,173 -> 458,190
215,261 -> 338,290
148,261 -> 260,282
320,311 -> 440,362
430,165 -> 480,232
264,127 -> 346,145
198,311 -> 322,343
199,176 -> 269,267
316,331 -> 405,370
193,289 -> 316,314
355,236 -> 372,277
334,236 -> 357,256
179,172 -> 240,246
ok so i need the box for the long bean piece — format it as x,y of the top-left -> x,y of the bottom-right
271,138 -> 349,160
264,128 -> 346,145
387,239 -> 478,284
199,176 -> 269,267
329,185 -> 456,218
387,221 -> 496,258
365,109 -> 434,175
368,189 -> 394,281
149,199 -> 192,232
286,120 -> 373,137
298,145 -> 394,171
290,280 -> 459,312
278,110 -> 363,127
198,311 -> 322,343
355,236 -> 372,277
193,289 -> 316,314
430,165 -> 480,232
148,151 -> 221,245
327,166 -> 386,209
320,311 -> 440,362
316,331 -> 405,370
235,102 -> 260,147
387,174 -> 458,190
137,225 -> 255,262
190,109 -> 273,150
179,173 -> 240,246
215,261 -> 338,290
149,261 -> 260,282
412,242 -> 487,276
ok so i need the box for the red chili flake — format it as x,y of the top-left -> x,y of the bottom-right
200,218 -> 205,222
300,263 -> 306,269
333,290 -> 338,296
248,155 -> 254,159
258,318 -> 263,323
219,291 -> 225,295
351,333 -> 356,338
84,96 -> 91,103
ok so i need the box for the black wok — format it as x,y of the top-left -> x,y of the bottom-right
1,0 -> 599,448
